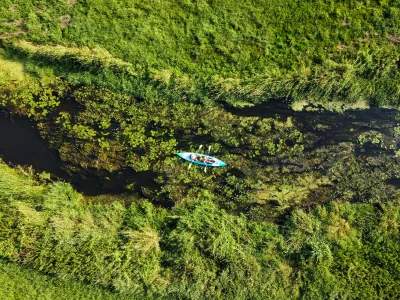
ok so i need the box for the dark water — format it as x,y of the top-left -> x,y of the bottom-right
0,111 -> 157,196
0,111 -> 65,176
1,101 -> 399,196
226,100 -> 398,149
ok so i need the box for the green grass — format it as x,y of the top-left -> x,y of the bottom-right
0,160 -> 399,298
0,259 -> 129,300
1,0 -> 400,106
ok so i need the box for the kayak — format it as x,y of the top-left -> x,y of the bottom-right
177,152 -> 227,167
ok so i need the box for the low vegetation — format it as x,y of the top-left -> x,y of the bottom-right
1,0 -> 400,298
1,0 -> 399,107
0,259 -> 127,300
0,160 -> 399,298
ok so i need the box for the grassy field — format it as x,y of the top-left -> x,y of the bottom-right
0,259 -> 128,300
1,0 -> 399,106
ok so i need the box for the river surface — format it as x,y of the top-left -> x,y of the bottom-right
0,111 -> 64,175
1,103 -> 399,195
0,111 -> 156,196
226,100 -> 397,149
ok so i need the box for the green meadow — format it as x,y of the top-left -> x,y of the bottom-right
0,259 -> 128,300
1,0 -> 400,107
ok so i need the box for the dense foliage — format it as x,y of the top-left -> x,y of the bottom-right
0,161 -> 399,299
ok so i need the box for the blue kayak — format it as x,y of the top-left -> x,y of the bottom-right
177,152 -> 227,167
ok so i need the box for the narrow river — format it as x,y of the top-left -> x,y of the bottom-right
0,111 -> 156,196
0,111 -> 64,176
1,103 -> 399,197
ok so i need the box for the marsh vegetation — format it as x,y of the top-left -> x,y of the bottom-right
1,0 -> 400,298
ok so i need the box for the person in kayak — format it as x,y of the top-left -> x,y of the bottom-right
204,156 -> 215,164
190,153 -> 215,164
190,153 -> 203,162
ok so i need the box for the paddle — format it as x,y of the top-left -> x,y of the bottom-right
188,144 -> 202,169
204,145 -> 211,173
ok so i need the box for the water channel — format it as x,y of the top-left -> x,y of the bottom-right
0,110 -> 157,196
1,102 -> 399,196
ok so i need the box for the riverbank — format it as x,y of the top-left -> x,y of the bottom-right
0,158 -> 399,298
1,0 -> 400,107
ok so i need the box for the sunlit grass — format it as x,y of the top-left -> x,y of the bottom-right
0,259 -> 128,300
0,53 -> 25,83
